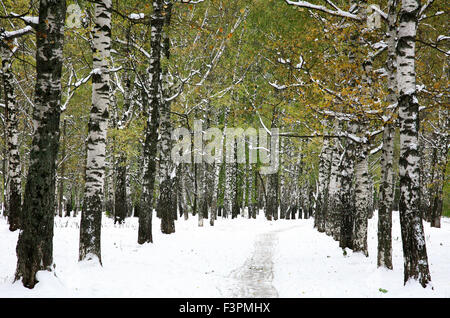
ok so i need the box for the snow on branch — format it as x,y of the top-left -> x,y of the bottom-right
267,81 -> 303,90
336,131 -> 365,144
128,13 -> 145,20
165,69 -> 201,102
370,142 -> 383,155
256,109 -> 272,137
177,0 -> 206,3
285,0 -> 360,20
10,12 -> 39,27
319,109 -> 355,121
369,129 -> 383,138
372,41 -> 387,51
419,0 -> 435,18
62,66 -> 122,111
0,25 -> 33,41
436,35 -> 450,42
276,54 -> 304,70
369,44 -> 388,60
369,4 -> 387,20
419,10 -> 444,21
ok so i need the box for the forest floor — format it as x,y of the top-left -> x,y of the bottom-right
0,211 -> 449,297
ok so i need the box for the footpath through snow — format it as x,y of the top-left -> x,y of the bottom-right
0,211 -> 449,297
227,225 -> 302,297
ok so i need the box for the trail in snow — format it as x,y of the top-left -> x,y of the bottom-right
226,225 -> 300,298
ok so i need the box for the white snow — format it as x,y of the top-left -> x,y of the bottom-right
372,41 -> 387,50
285,1 -> 360,20
128,13 -> 145,20
436,35 -> 449,42
273,212 -> 450,297
277,57 -> 291,64
0,211 -> 449,297
10,13 -> 39,25
0,26 -> 33,40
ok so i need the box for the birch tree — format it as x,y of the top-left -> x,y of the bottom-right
157,0 -> 176,234
15,0 -> 66,288
377,0 -> 398,270
396,0 -> 431,287
79,0 -> 112,263
0,18 -> 34,230
137,0 -> 167,241
1,35 -> 23,231
315,132 -> 332,232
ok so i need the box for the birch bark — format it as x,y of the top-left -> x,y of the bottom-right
397,0 -> 431,287
79,0 -> 112,263
378,0 -> 398,269
158,1 -> 176,234
1,42 -> 21,231
15,0 -> 66,288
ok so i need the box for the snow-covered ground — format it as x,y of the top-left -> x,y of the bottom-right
0,211 -> 448,297
273,212 -> 450,297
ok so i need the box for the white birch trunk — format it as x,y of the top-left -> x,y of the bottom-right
223,106 -> 233,218
353,138 -> 369,256
315,133 -> 332,231
1,43 -> 22,231
377,0 -> 398,269
79,0 -> 112,263
158,1 -> 176,234
325,121 -> 341,237
397,0 -> 431,287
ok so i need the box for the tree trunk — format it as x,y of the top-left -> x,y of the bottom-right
210,162 -> 220,225
397,0 -> 431,287
325,121 -> 341,237
353,139 -> 369,256
66,188 -> 73,217
138,104 -> 158,243
15,0 -> 66,288
279,137 -> 287,219
158,1 -> 176,235
158,96 -> 176,234
58,119 -> 67,218
1,42 -> 22,231
177,163 -> 189,221
198,162 -> 205,227
265,114 -> 279,221
266,173 -> 278,221
338,129 -> 355,248
79,0 -> 111,263
377,0 -> 397,270
138,0 -> 167,242
315,134 -> 332,232
114,155 -> 127,224
223,107 -> 233,219
378,122 -> 395,267
232,150 -> 240,219
429,131 -> 447,228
